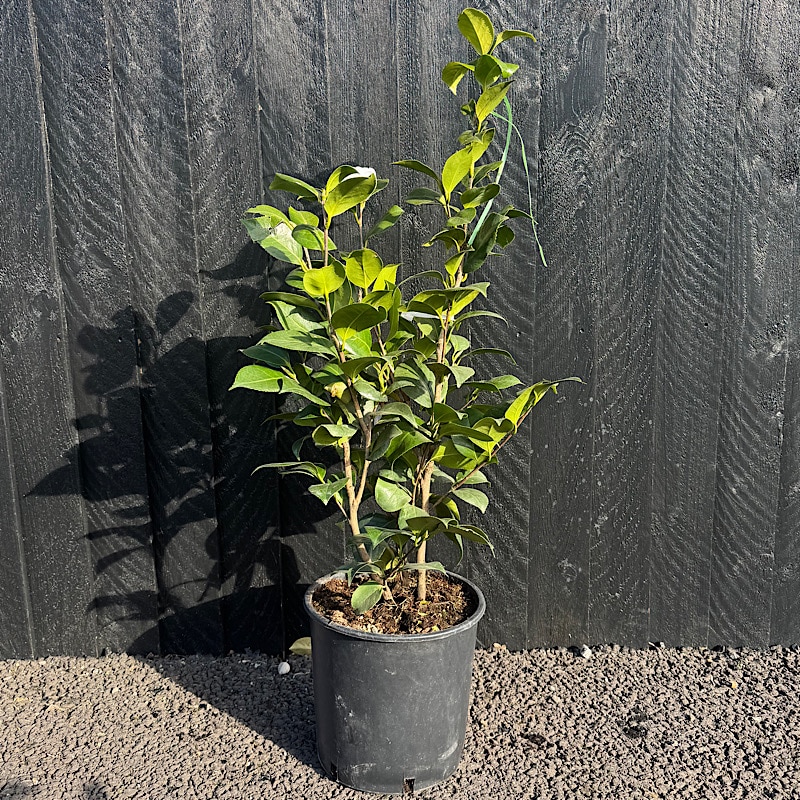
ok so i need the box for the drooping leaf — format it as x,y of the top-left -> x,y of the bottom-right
270,173 -> 320,200
394,159 -> 441,183
494,29 -> 536,47
458,8 -> 495,55
303,261 -> 347,297
441,61 -> 474,94
252,461 -> 326,481
405,187 -> 445,206
351,582 -> 384,615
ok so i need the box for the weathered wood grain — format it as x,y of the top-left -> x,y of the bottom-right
528,0 -> 605,647
765,0 -> 800,647
649,1 -> 740,647
252,0 -> 338,645
0,359 -> 33,658
709,0 -> 796,647
31,0 -> 159,655
178,0 -> 282,654
0,0 -> 95,656
106,0 -> 223,654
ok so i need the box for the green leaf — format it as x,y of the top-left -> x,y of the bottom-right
494,29 -> 536,47
448,523 -> 493,550
257,222 -> 306,266
375,477 -> 412,513
463,347 -> 516,364
289,636 -> 312,656
345,249 -> 383,289
447,207 -> 477,227
288,207 -> 319,226
240,343 -> 291,369
474,54 -> 503,87
461,183 -> 501,208
474,160 -> 503,183
230,364 -> 282,393
458,8 -> 495,55
351,582 -> 384,615
442,148 -> 474,199
377,402 -> 422,428
244,204 -> 291,226
373,264 -> 399,291
365,205 -> 405,242
352,378 -> 387,403
340,356 -> 384,379
453,487 -> 489,513
303,261 -> 347,297
325,164 -> 359,192
394,159 -> 441,183
401,561 -> 446,574
260,291 -> 322,313
476,81 -> 513,124
270,173 -> 320,200
292,224 -> 331,251
253,461 -> 326,481
309,477 -> 349,505
259,329 -> 337,355
325,172 -> 378,217
330,303 -> 386,342
441,61 -> 474,94
496,224 -> 515,248
467,374 -> 521,392
449,365 -> 475,387
405,187 -> 445,206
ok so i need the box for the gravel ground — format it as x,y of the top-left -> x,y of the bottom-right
1,644 -> 799,799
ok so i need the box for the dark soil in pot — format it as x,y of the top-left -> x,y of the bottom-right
311,570 -> 476,635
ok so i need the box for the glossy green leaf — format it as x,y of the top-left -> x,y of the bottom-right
230,364 -> 282,393
466,374 -> 521,392
240,343 -> 291,369
352,378 -> 387,403
442,148 -> 473,198
244,204 -> 292,226
292,224 -> 331,251
458,8 -> 495,55
441,61 -> 474,94
461,183 -> 500,208
365,205 -> 404,242
375,477 -> 412,512
476,81 -> 512,124
378,402 -> 422,428
494,29 -> 536,47
270,173 -> 320,200
252,461 -> 326,481
257,222 -> 306,266
474,54 -> 502,87
259,291 -> 321,312
340,356 -> 384,379
351,582 -> 383,615
288,207 -> 319,226
447,207 -> 477,227
394,159 -> 440,182
325,172 -> 378,217
260,329 -> 337,355
345,249 -> 383,289
401,561 -> 446,574
373,264 -> 399,291
453,487 -> 489,513
303,261 -> 347,297
325,164 -> 359,192
405,187 -> 445,206
309,477 -> 349,505
330,303 -> 386,341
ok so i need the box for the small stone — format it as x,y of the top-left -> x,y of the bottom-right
578,645 -> 592,659
277,662 -> 291,675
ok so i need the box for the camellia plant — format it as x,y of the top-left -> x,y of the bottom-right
232,8 -> 578,616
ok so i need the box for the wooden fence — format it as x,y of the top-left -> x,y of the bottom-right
1,0 -> 798,657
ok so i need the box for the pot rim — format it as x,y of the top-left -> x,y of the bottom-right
304,570 -> 486,644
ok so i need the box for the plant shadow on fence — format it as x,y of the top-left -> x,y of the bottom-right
28,245 -> 336,657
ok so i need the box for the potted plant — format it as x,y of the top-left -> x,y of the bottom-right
231,8 -> 578,794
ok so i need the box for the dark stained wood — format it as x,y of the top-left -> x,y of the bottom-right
252,0 -> 338,645
106,0 -> 224,654
0,1 -> 95,656
0,360 -> 34,659
527,1 -> 605,647
709,0 -> 796,648
178,0 -> 282,654
650,0 -> 741,647
31,0 -> 159,655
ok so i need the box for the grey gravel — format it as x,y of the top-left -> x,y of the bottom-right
2,644 -> 799,798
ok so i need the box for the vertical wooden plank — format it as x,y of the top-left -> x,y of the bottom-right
527,1 -> 604,647
650,0 -> 741,647
30,0 -> 159,655
709,0 -> 796,648
106,0 -> 224,654
0,361 -> 34,659
252,0 -> 334,645
0,0 -> 95,656
178,0 -> 283,654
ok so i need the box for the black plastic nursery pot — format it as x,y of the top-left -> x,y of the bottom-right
304,571 -> 486,795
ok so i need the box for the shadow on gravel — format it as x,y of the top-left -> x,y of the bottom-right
136,653 -> 323,776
